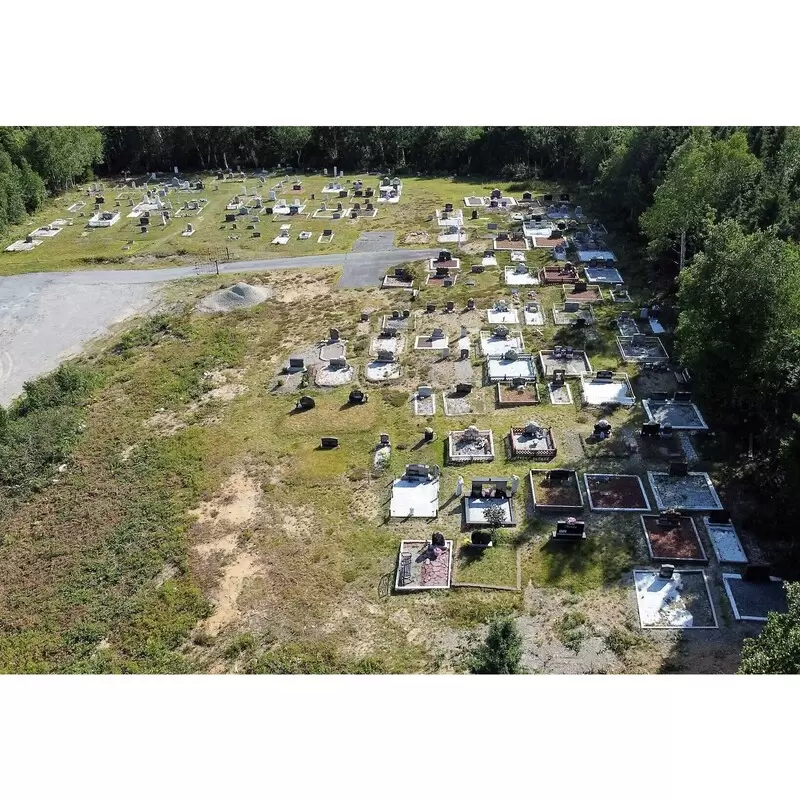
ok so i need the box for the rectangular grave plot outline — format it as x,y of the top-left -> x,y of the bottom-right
584,473 -> 651,512
722,574 -> 785,622
703,517 -> 748,565
634,569 -> 719,630
646,471 -> 723,511
640,515 -> 707,563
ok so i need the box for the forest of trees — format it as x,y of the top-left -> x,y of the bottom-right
4,125 -> 800,549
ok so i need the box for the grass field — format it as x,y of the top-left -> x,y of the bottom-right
0,172 -> 741,674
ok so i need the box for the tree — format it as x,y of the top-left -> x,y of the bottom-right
640,129 -> 761,261
739,583 -> 800,674
271,127 -> 313,168
469,616 -> 523,674
482,504 -> 507,541
676,220 -> 800,431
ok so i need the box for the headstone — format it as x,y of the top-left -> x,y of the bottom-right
296,395 -> 315,410
360,311 -> 369,322
596,370 -> 614,380
424,427 -> 435,442
446,301 -> 455,312
708,509 -> 731,525
669,461 -> 689,477
743,564 -> 772,582
330,358 -> 347,370
418,386 -> 433,398
379,433 -> 390,446
320,437 -> 339,449
456,383 -> 473,394
641,422 -> 661,437
426,303 -> 436,313
349,389 -> 367,404
471,209 -> 479,220
467,298 -> 475,310
288,358 -> 305,371
674,391 -> 692,403
658,564 -> 675,579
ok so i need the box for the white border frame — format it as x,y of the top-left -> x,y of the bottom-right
529,468 -> 584,512
647,471 -> 723,511
642,399 -> 709,431
584,473 -> 652,512
703,517 -> 748,565
722,573 -> 784,622
395,539 -> 453,592
633,569 -> 719,629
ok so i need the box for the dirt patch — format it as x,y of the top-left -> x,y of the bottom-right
403,231 -> 430,244
201,551 -> 260,635
643,516 -> 705,560
278,278 -> 333,304
143,409 -> 186,436
189,472 -> 262,527
586,474 -> 649,510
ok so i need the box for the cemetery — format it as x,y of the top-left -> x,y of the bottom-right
504,264 -> 540,285
414,329 -> 449,350
428,251 -> 460,271
552,300 -> 595,326
389,464 -> 441,519
642,397 -> 709,430
583,263 -> 622,284
485,301 -> 519,325
529,469 -> 584,512
508,422 -> 556,460
271,224 -> 291,245
6,236 -> 44,252
539,348 -> 593,377
547,375 -> 573,405
615,315 -> 640,337
493,231 -> 529,251
634,569 -> 718,629
381,266 -> 415,290
314,357 -> 354,387
479,328 -> 524,357
365,352 -> 402,382
580,371 -> 635,407
85,209 -> 120,228
425,267 -> 458,288
562,282 -> 602,303
521,220 -> 554,239
584,474 -> 651,511
522,301 -> 545,325
463,476 -> 519,528
395,539 -> 453,592
531,233 -> 567,250
435,207 -> 464,227
616,335 -> 669,364
609,286 -> 632,303
496,380 -> 540,407
29,222 -> 64,238
722,572 -> 788,621
703,512 -> 748,564
438,225 -> 466,243
447,426 -> 495,463
463,195 -> 487,207
539,263 -> 579,285
647,470 -> 723,511
641,513 -> 707,562
442,384 -> 486,416
413,386 -> 436,416
370,330 -> 404,357
486,353 -> 536,382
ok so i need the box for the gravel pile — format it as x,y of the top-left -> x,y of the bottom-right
197,282 -> 272,313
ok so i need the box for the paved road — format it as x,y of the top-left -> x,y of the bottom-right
0,245 -> 437,406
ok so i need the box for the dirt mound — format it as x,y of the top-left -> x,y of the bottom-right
197,282 -> 273,313
403,231 -> 430,244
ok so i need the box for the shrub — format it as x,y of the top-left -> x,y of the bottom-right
469,615 -> 523,674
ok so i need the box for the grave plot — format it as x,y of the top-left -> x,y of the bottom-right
414,329 -> 449,351
486,303 -> 519,325
641,513 -> 707,562
314,358 -> 354,387
67,201 -> 86,213
321,181 -> 347,195
617,335 -> 669,364
413,387 -> 436,416
370,330 -> 405,357
317,229 -> 335,244
437,225 -> 466,243
615,316 -> 640,337
29,222 -> 64,238
703,514 -> 747,564
365,351 -> 402,382
636,429 -> 685,461
395,539 -> 453,592
493,233 -> 529,251
88,211 -> 121,228
609,286 -> 632,303
642,399 -> 708,431
504,265 -> 540,285
508,422 -> 556,461
532,234 -> 567,250
523,302 -> 545,326
463,195 -> 488,207
428,253 -> 461,271
497,380 -> 540,407
723,573 -> 788,622
634,569 -> 718,629
584,474 -> 651,512
486,353 -> 536,383
312,202 -> 348,220
647,471 -> 722,511
175,198 -> 208,217
349,203 -> 378,219
463,476 -> 518,527
479,329 -> 524,357
380,311 -> 414,332
580,372 -> 635,407
539,264 -> 579,285
481,254 -> 498,267
529,469 -> 584,512
435,207 -> 464,227
298,231 -> 313,240
563,282 -> 602,303
553,301 -> 595,326
484,196 -> 517,213
272,224 -> 291,245
5,237 -> 44,252
390,464 -> 440,519
447,426 -> 495,463
426,268 -> 458,288
522,221 -> 553,239
442,384 -> 487,416
578,250 -> 617,265
517,193 -> 545,211
539,349 -> 593,377
547,379 -> 573,405
587,222 -> 608,237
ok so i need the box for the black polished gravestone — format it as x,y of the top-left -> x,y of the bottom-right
320,436 -> 339,449
743,564 -> 772,582
296,395 -> 315,411
669,461 -> 689,477
708,509 -> 731,525
348,389 -> 367,404
641,422 -> 661,438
